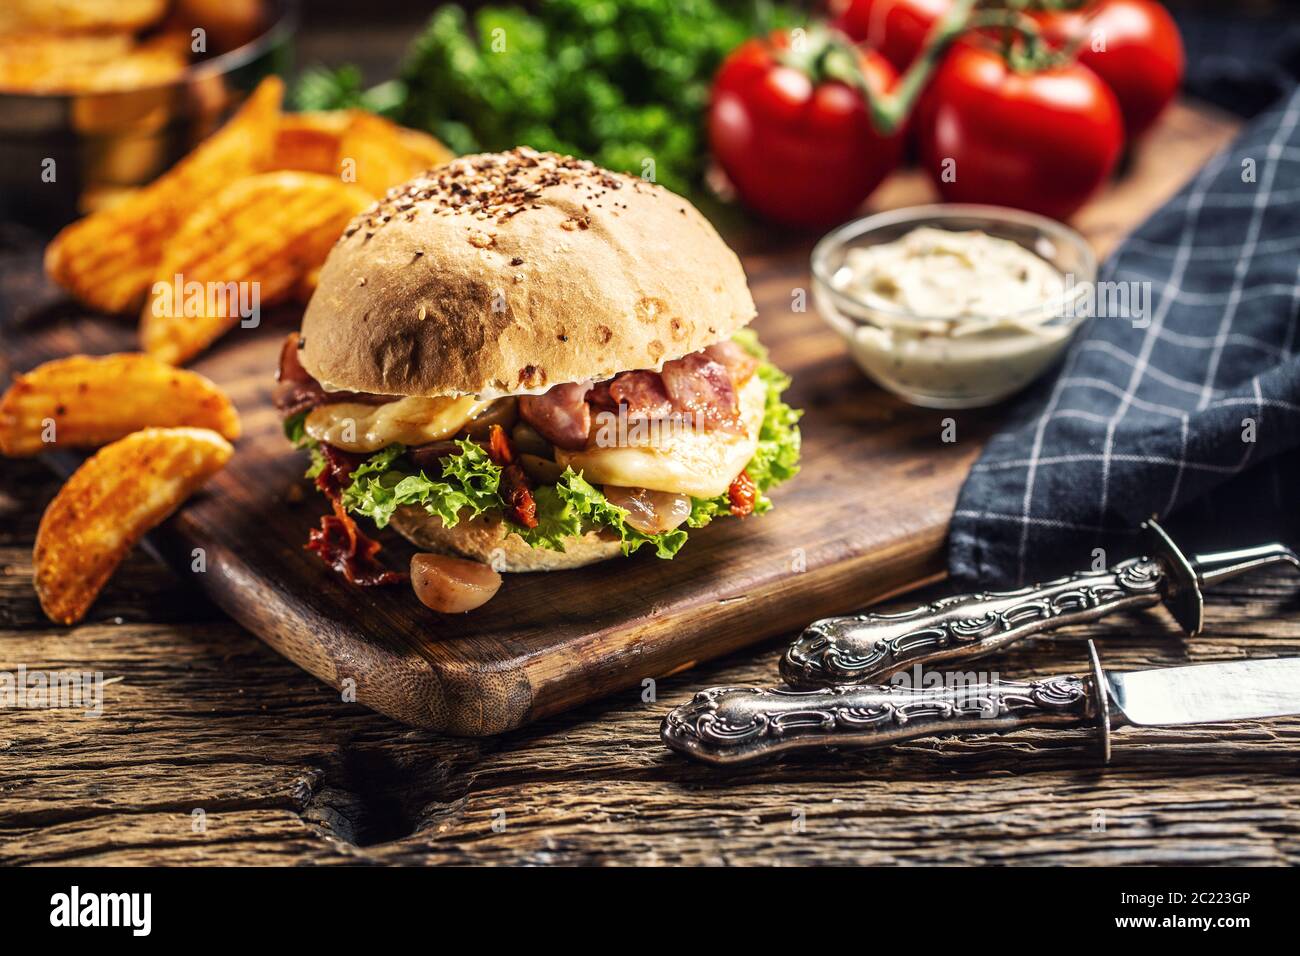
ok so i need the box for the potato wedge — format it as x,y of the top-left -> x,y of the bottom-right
34,427 -> 232,625
140,170 -> 372,365
45,75 -> 283,315
4,31 -> 190,95
69,32 -> 189,95
0,0 -> 169,35
271,110 -> 453,185
0,353 -> 241,457
0,32 -> 135,92
79,185 -> 143,215
397,125 -> 455,172
271,111 -> 349,175
0,31 -> 133,68
339,111 -> 452,197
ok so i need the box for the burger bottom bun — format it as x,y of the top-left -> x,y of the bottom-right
389,506 -> 623,572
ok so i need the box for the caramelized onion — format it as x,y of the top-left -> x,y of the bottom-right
460,397 -> 518,439
406,440 -> 462,474
519,453 -> 565,485
410,553 -> 502,613
510,421 -> 552,457
602,485 -> 691,535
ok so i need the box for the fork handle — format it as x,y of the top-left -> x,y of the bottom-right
780,557 -> 1165,688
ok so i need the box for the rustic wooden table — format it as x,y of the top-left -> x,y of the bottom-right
5,16 -> 1300,868
4,445 -> 1300,865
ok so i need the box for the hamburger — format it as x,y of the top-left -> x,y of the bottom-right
276,147 -> 800,591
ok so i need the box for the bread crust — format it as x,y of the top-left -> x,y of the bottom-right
389,506 -> 622,572
299,148 -> 756,398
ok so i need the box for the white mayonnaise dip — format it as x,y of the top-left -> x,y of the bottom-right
820,227 -> 1080,408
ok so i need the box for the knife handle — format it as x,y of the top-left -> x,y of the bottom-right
661,674 -> 1104,766
780,557 -> 1165,688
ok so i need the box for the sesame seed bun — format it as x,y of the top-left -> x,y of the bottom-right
389,506 -> 622,572
298,148 -> 756,399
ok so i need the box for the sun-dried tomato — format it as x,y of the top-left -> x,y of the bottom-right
487,424 -> 537,528
727,469 -> 757,517
305,500 -> 406,586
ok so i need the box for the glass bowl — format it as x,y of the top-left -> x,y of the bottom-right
811,204 -> 1097,409
0,0 -> 296,228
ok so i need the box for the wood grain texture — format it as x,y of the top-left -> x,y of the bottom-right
3,475 -> 1298,866
2,267 -> 985,737
0,104 -> 1242,742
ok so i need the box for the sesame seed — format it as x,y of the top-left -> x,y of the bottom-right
348,147 -> 642,234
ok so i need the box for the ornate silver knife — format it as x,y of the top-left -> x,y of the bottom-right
781,520 -> 1299,689
662,642 -> 1300,766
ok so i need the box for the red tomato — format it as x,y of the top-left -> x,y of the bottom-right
918,43 -> 1123,221
831,0 -> 952,73
1039,0 -> 1184,140
709,32 -> 905,229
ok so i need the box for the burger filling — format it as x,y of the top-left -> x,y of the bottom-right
277,329 -> 800,583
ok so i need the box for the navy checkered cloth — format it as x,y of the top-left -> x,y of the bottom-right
950,62 -> 1300,586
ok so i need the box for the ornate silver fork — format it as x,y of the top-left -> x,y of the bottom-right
779,519 -> 1299,689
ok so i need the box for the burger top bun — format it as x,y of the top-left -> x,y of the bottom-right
299,147 -> 757,399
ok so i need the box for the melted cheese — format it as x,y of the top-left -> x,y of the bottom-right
555,375 -> 766,497
305,395 -> 488,453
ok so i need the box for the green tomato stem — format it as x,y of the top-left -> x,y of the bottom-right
826,0 -> 1079,134
877,0 -> 981,132
818,0 -> 979,136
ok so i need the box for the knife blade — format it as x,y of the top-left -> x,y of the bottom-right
662,642 -> 1300,766
1105,656 -> 1300,726
781,519 -> 1300,689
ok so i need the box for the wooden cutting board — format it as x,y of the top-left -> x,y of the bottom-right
0,102 -> 1239,735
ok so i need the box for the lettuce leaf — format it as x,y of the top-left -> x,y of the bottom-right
283,411 -> 309,445
519,468 -> 690,559
305,447 -> 328,479
307,331 -> 800,558
340,440 -> 502,529
284,411 -> 328,478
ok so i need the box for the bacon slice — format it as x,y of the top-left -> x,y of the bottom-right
704,339 -> 758,385
608,370 -> 673,420
313,442 -> 364,501
518,381 -> 591,450
510,340 -> 755,448
274,333 -> 320,417
274,332 -> 390,418
659,353 -> 742,431
586,379 -> 617,412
